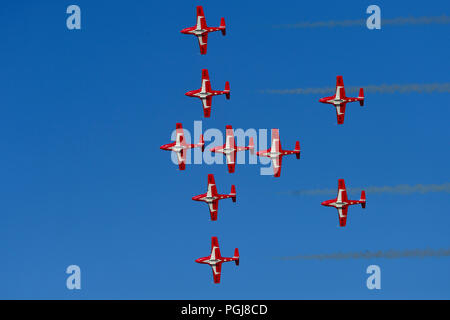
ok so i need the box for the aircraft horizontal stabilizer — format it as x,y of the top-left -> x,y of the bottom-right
234,248 -> 239,265
199,134 -> 205,152
225,81 -> 230,99
230,185 -> 236,202
249,137 -> 255,154
295,141 -> 301,159
359,88 -> 364,106
360,190 -> 366,208
220,17 -> 226,35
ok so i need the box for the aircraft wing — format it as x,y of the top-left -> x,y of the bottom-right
175,123 -> 185,146
225,126 -> 236,171
225,126 -> 235,150
336,75 -> 346,97
337,179 -> 348,202
271,155 -> 282,178
337,206 -> 349,227
207,174 -> 218,197
335,103 -> 346,125
226,152 -> 236,173
197,33 -> 208,55
195,7 -> 208,55
202,69 -> 210,83
210,262 -> 222,283
270,129 -> 281,153
211,237 -> 221,257
208,200 -> 219,221
201,96 -> 212,117
196,6 -> 207,29
176,149 -> 186,170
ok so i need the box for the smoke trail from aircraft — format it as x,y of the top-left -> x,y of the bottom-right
274,14 -> 450,29
283,182 -> 450,196
264,83 -> 450,95
276,248 -> 450,261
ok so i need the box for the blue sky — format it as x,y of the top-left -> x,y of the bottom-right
0,0 -> 449,299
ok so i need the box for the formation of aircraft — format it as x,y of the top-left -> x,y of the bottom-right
159,123 -> 204,170
319,76 -> 365,124
180,6 -> 226,55
162,6 -> 370,283
195,237 -> 239,283
185,69 -> 230,118
256,129 -> 300,177
192,174 -> 236,221
321,179 -> 366,227
210,125 -> 254,173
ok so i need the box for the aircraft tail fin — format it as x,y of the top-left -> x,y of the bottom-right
224,81 -> 230,99
230,185 -> 236,202
295,141 -> 301,159
220,17 -> 226,35
359,88 -> 364,106
233,248 -> 239,266
360,190 -> 366,208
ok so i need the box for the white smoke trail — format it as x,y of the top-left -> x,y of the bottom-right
284,183 -> 450,196
276,248 -> 450,261
264,83 -> 450,95
274,14 -> 450,29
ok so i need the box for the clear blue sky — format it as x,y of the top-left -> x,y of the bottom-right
0,0 -> 449,299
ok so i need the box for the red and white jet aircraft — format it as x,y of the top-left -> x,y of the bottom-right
185,69 -> 230,118
256,129 -> 300,178
195,236 -> 239,284
159,123 -> 204,170
321,179 -> 366,227
319,76 -> 365,125
180,6 -> 226,55
210,125 -> 254,173
192,174 -> 236,221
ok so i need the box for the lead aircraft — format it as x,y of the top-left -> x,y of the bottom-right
159,123 -> 204,170
180,6 -> 226,55
185,69 -> 230,118
210,125 -> 254,173
256,129 -> 300,177
319,76 -> 365,124
195,237 -> 239,284
192,174 -> 236,221
321,179 -> 366,227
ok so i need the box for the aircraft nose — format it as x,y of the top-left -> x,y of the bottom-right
320,201 -> 326,206
195,258 -> 201,263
